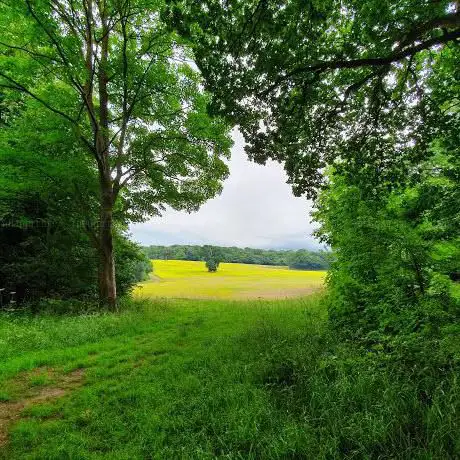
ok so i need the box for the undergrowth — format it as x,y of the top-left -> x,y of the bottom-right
0,296 -> 458,459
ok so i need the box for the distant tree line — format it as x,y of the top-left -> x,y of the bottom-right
142,245 -> 330,270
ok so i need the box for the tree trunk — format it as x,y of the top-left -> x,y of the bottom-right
98,180 -> 117,310
94,2 -> 116,310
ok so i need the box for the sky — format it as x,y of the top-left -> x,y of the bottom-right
129,130 -> 323,250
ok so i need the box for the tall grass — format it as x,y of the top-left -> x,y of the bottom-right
0,296 -> 458,459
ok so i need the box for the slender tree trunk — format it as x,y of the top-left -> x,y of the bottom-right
98,176 -> 117,310
95,0 -> 116,309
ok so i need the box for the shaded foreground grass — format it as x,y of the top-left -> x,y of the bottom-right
136,260 -> 326,300
0,297 -> 458,459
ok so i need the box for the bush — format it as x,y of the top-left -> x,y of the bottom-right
115,236 -> 152,296
0,206 -> 151,304
313,155 -> 460,381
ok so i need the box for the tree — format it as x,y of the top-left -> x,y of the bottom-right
0,0 -> 232,308
166,0 -> 460,197
205,259 -> 219,272
0,100 -> 152,301
202,245 -> 221,272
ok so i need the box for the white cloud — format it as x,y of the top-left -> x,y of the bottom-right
130,130 -> 322,249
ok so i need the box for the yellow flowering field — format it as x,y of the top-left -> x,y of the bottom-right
135,259 -> 326,300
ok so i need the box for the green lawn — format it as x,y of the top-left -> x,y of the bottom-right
0,297 -> 458,459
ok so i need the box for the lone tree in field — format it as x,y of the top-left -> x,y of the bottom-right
0,0 -> 232,308
205,259 -> 219,272
203,245 -> 220,272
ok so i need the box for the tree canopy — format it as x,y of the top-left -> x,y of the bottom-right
166,0 -> 460,197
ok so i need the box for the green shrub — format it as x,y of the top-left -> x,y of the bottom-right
313,153 -> 460,380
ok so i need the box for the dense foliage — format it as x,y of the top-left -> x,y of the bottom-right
143,244 -> 330,269
0,220 -> 151,304
315,156 -> 460,339
166,0 -> 460,197
0,102 -> 151,303
0,0 -> 232,307
313,39 -> 460,347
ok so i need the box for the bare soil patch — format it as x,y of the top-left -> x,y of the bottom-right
0,368 -> 85,447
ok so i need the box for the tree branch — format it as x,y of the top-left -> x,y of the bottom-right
0,73 -> 76,124
261,28 -> 460,96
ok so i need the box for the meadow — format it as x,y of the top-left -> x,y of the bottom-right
0,256 -> 457,459
135,260 -> 326,300
0,295 -> 457,459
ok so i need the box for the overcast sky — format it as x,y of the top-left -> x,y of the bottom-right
129,130 -> 323,250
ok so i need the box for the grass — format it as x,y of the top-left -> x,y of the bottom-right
0,295 -> 458,459
135,259 -> 326,300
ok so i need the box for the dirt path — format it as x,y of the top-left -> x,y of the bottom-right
0,368 -> 85,447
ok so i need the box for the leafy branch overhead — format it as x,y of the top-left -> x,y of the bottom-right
166,0 -> 460,196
